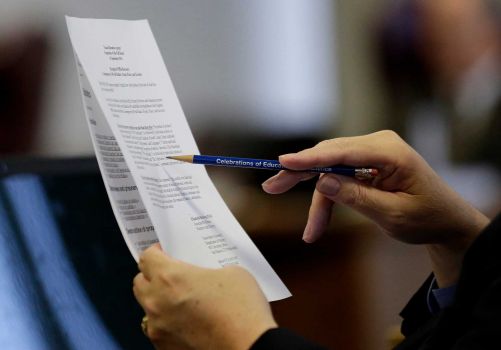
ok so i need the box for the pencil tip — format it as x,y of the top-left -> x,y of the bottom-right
167,155 -> 194,163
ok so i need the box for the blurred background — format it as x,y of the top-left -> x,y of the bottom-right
0,0 -> 500,349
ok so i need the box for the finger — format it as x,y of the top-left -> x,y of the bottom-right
132,272 -> 149,307
303,188 -> 334,243
262,170 -> 317,194
139,244 -> 172,281
137,243 -> 163,277
316,174 -> 402,223
279,131 -> 401,170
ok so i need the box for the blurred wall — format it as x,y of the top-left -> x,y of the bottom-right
336,0 -> 389,135
0,0 -> 339,157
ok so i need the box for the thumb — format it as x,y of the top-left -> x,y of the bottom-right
316,174 -> 401,223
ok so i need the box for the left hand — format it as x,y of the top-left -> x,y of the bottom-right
133,244 -> 277,350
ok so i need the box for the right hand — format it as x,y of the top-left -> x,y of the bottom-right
262,130 -> 489,286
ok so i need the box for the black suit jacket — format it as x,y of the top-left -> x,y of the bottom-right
396,213 -> 501,349
251,214 -> 501,350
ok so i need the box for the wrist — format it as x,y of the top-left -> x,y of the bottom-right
426,207 -> 489,287
426,243 -> 465,288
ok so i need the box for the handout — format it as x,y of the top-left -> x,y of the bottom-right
66,16 -> 290,301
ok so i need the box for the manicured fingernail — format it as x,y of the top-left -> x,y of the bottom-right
317,176 -> 340,196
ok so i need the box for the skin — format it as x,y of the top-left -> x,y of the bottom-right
134,130 -> 490,349
133,245 -> 277,350
262,130 -> 490,287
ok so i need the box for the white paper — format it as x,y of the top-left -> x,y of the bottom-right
66,16 -> 290,301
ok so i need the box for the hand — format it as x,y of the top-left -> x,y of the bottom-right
262,130 -> 489,286
133,244 -> 277,350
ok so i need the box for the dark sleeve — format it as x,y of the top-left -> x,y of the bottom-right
398,274 -> 435,337
451,278 -> 501,349
450,214 -> 501,349
397,214 -> 501,350
250,328 -> 328,350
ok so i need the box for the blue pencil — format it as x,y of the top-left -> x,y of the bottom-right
167,155 -> 378,180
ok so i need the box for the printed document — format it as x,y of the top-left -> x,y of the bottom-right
66,16 -> 290,301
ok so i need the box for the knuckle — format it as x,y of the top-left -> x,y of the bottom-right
132,274 -> 145,296
383,210 -> 408,234
147,325 -> 164,342
132,273 -> 141,286
143,298 -> 160,316
132,277 -> 142,292
301,149 -> 322,164
316,139 -> 332,147
379,129 -> 400,140
158,274 -> 188,305
172,292 -> 188,307
132,284 -> 139,298
157,264 -> 184,286
383,130 -> 407,151
317,138 -> 343,151
330,137 -> 348,150
157,271 -> 174,286
166,265 -> 187,284
343,185 -> 366,207
138,256 -> 145,268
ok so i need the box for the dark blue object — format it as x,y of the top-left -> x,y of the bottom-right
193,155 -> 358,177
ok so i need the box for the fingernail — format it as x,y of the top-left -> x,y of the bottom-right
317,176 -> 340,196
302,223 -> 313,243
278,153 -> 296,162
261,175 -> 278,188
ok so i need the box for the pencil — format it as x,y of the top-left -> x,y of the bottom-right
167,155 -> 378,180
